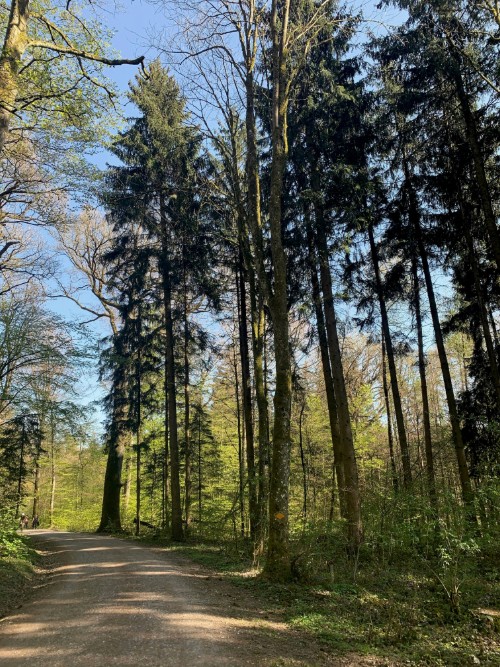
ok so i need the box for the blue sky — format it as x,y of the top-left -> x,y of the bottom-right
50,0 -> 408,429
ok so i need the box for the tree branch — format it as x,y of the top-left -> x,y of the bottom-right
27,41 -> 145,67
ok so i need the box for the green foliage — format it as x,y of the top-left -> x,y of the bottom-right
158,516 -> 499,665
0,509 -> 31,560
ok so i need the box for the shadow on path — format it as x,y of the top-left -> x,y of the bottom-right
0,531 -> 328,666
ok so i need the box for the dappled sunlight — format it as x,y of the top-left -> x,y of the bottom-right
0,531 -> 315,667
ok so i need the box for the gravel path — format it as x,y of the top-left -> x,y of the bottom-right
0,530 -> 336,666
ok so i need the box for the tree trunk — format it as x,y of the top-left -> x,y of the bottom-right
237,251 -> 258,541
411,254 -> 437,513
381,334 -> 399,493
98,386 -> 127,531
368,223 -> 412,487
234,340 -> 245,538
135,341 -> 142,537
160,196 -> 183,541
316,220 -> 363,551
32,440 -> 41,520
184,281 -> 192,530
0,0 -> 29,155
122,451 -> 132,520
243,58 -> 269,554
15,419 -> 26,518
251,284 -> 269,554
49,419 -> 56,526
163,348 -> 170,531
307,225 -> 346,518
414,217 -> 476,515
298,400 -> 307,525
262,0 -> 293,581
198,409 -> 202,525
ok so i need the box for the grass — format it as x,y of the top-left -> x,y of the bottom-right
132,530 -> 500,667
0,530 -> 39,619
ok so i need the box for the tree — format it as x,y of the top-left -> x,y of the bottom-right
0,0 -> 144,155
102,62 -> 216,540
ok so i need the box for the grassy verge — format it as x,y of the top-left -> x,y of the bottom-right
131,531 -> 499,667
0,529 -> 39,620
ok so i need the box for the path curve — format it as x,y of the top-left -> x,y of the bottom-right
0,531 -> 330,666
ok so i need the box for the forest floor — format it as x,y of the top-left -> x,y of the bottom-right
0,530 -> 386,666
137,535 -> 500,667
0,530 -> 498,666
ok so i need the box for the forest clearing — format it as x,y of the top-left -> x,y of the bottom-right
0,0 -> 499,664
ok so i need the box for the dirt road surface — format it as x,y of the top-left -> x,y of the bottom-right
0,530 -> 350,667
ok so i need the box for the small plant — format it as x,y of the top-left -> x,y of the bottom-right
428,530 -> 480,615
0,508 -> 31,560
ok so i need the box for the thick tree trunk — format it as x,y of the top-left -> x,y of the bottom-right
368,223 -> 412,487
316,221 -> 363,551
122,451 -> 131,520
0,0 -> 29,155
98,387 -> 127,531
160,197 -> 183,541
262,0 -> 293,581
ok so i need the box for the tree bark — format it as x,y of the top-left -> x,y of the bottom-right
98,385 -> 127,531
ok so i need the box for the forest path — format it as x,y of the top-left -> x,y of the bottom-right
0,530 -> 348,666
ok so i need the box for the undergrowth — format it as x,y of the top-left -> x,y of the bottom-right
131,499 -> 500,667
0,508 -> 38,619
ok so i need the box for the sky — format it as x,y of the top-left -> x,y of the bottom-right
48,0 -> 409,430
